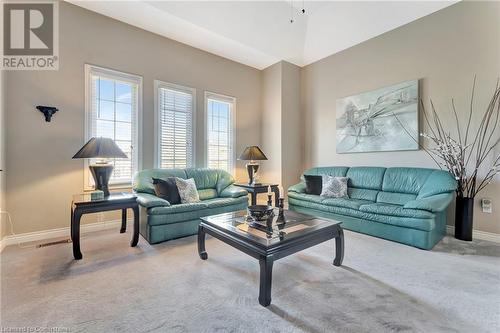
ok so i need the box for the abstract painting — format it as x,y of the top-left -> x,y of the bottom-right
336,80 -> 419,153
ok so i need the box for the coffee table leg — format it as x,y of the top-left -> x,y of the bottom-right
333,228 -> 344,266
259,255 -> 274,307
130,205 -> 139,247
198,224 -> 208,260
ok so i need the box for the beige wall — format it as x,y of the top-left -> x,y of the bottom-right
281,62 -> 302,192
260,61 -> 302,192
301,1 -> 500,234
4,2 -> 261,234
260,62 -> 282,184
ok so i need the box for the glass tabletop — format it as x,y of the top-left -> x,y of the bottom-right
72,192 -> 136,205
200,209 -> 340,247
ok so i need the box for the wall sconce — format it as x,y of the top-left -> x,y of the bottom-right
36,105 -> 58,122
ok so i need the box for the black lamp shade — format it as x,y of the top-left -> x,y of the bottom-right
238,146 -> 268,161
72,137 -> 127,159
72,137 -> 127,197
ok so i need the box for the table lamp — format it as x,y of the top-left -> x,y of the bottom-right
72,137 -> 127,196
238,146 -> 268,185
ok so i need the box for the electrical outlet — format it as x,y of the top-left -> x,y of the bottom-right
481,198 -> 492,213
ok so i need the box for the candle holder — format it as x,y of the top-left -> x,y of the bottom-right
267,194 -> 273,207
277,198 -> 285,223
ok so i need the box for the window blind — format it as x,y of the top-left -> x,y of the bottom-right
157,85 -> 194,169
206,93 -> 235,174
86,65 -> 141,187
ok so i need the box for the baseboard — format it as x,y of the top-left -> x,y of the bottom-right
446,225 -> 500,244
0,219 -> 130,253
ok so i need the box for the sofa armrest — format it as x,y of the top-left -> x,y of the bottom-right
403,193 -> 453,213
288,182 -> 306,194
136,193 -> 171,208
220,185 -> 248,198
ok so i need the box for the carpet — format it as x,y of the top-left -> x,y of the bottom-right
1,228 -> 499,332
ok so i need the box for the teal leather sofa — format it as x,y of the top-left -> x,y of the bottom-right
288,167 -> 457,250
133,168 -> 248,244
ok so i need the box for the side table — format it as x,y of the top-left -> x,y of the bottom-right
71,192 -> 139,260
233,183 -> 280,206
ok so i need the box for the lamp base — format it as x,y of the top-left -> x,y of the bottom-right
89,164 -> 113,197
246,162 -> 259,185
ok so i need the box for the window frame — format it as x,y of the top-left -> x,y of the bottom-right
154,80 -> 197,169
204,91 -> 236,175
84,64 -> 143,190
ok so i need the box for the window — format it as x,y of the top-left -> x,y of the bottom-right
155,81 -> 196,169
85,65 -> 142,187
205,92 -> 235,174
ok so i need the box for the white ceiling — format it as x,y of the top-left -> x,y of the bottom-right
70,1 -> 457,69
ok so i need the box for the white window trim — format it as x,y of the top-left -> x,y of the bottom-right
84,64 -> 143,191
204,91 -> 236,175
154,80 -> 197,169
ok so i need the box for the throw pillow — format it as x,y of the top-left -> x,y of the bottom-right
175,178 -> 201,203
320,176 -> 349,198
152,177 -> 181,205
304,175 -> 322,195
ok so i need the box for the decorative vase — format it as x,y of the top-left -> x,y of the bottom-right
455,197 -> 474,241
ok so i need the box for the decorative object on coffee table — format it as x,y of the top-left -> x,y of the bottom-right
247,205 -> 275,221
198,210 -> 344,306
234,183 -> 279,206
72,137 -> 128,196
397,78 -> 500,241
238,146 -> 268,185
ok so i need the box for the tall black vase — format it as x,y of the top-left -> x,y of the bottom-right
455,197 -> 474,241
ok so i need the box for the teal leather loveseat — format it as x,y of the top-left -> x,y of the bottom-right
288,167 -> 457,250
133,168 -> 248,244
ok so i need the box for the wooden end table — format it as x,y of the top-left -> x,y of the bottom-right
71,192 -> 139,260
234,183 -> 280,206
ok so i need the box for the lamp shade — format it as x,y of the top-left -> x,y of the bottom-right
72,137 -> 128,159
238,146 -> 268,161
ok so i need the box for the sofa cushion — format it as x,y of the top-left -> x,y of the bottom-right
377,191 -> 417,206
321,176 -> 348,198
287,192 -> 325,204
347,188 -> 379,201
304,175 -> 322,195
322,198 -> 373,210
288,197 -> 435,232
304,166 -> 349,177
202,197 -> 248,209
346,167 -> 386,190
382,167 -> 434,194
147,201 -> 248,226
359,203 -> 434,219
418,170 -> 457,198
152,177 -> 181,204
198,189 -> 218,200
133,169 -> 187,195
148,202 -> 208,215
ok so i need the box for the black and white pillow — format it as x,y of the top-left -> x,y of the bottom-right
175,178 -> 200,203
320,176 -> 349,198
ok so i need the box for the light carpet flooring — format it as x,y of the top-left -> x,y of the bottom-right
1,228 -> 499,333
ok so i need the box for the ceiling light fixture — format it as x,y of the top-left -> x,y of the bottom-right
290,0 -> 306,24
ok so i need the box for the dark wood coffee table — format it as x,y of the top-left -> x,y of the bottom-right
198,209 -> 344,307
